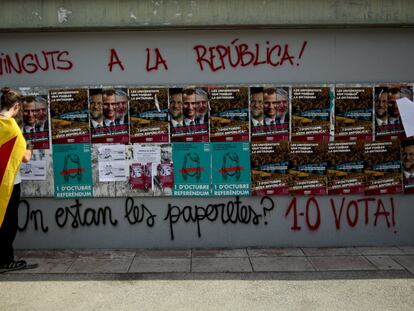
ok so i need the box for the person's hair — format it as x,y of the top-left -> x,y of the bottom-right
401,139 -> 414,148
276,88 -> 288,98
250,87 -> 263,97
102,88 -> 116,98
182,88 -> 195,96
263,88 -> 276,96
1,87 -> 20,110
22,95 -> 36,104
195,88 -> 208,99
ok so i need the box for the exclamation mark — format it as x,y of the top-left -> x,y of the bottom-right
297,41 -> 307,66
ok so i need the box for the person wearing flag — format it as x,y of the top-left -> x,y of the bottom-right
0,88 -> 33,273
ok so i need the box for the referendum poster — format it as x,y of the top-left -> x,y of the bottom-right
209,86 -> 249,142
364,140 -> 402,195
211,142 -> 251,196
169,87 -> 209,142
289,142 -> 328,195
401,138 -> 414,194
251,142 -> 290,195
52,143 -> 93,198
89,87 -> 129,144
19,87 -> 50,149
49,88 -> 90,144
250,86 -> 290,142
334,86 -> 373,141
172,142 -> 211,196
129,87 -> 169,143
291,86 -> 333,142
374,84 -> 413,141
327,141 -> 365,195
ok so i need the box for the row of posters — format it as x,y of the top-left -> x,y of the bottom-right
42,140 -> 414,198
16,84 -> 413,150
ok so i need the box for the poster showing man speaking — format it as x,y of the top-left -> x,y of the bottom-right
19,87 -> 50,149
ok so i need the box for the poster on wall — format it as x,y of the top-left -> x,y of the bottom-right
52,143 -> 93,198
209,86 -> 249,142
89,87 -> 129,144
129,144 -> 162,194
153,144 -> 174,196
211,142 -> 251,196
129,87 -> 169,143
327,141 -> 365,195
19,87 -> 50,149
172,142 -> 211,196
289,142 -> 328,195
169,87 -> 209,142
334,85 -> 373,141
374,84 -> 413,141
251,142 -> 290,195
250,86 -> 290,142
97,144 -> 127,182
291,86 -> 333,142
401,138 -> 414,194
364,140 -> 402,195
20,159 -> 47,181
49,88 -> 90,144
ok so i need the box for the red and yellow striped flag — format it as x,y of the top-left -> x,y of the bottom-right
0,117 -> 26,227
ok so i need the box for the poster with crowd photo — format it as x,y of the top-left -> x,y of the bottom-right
49,88 -> 90,144
169,87 -> 209,142
89,87 -> 129,144
364,140 -> 402,195
327,141 -> 365,195
209,86 -> 249,142
172,143 -> 211,196
211,142 -> 251,196
250,86 -> 290,142
19,87 -> 50,149
289,142 -> 328,195
129,87 -> 169,143
291,86 -> 333,142
334,85 -> 373,141
251,142 -> 290,195
374,84 -> 413,141
401,139 -> 414,194
52,143 -> 93,198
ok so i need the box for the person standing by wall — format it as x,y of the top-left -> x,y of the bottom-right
0,88 -> 33,273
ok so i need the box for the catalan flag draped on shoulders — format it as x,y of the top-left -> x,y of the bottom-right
0,116 -> 26,228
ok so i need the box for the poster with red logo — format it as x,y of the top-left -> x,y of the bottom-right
19,87 -> 50,149
89,87 -> 129,144
334,85 -> 373,141
49,88 -> 90,144
289,142 -> 328,195
251,142 -> 290,195
250,86 -> 290,142
169,87 -> 209,142
129,87 -> 169,143
327,141 -> 365,195
364,140 -> 402,195
374,84 -> 413,141
209,86 -> 249,142
291,86 -> 333,142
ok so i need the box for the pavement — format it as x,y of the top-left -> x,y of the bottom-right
1,246 -> 414,310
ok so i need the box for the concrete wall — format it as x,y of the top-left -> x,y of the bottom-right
0,0 -> 413,31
